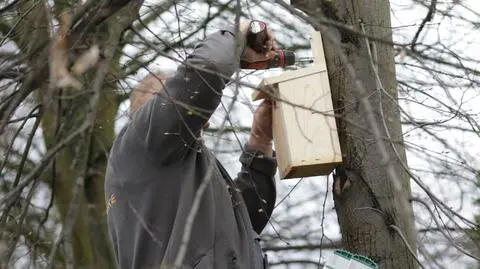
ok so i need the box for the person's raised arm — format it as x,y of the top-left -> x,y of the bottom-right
125,21 -> 276,163
234,100 -> 277,234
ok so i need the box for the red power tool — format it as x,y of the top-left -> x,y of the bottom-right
240,20 -> 312,70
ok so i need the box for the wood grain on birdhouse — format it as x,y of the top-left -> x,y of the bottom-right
253,31 -> 342,179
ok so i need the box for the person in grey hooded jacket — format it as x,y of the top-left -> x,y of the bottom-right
105,20 -> 278,269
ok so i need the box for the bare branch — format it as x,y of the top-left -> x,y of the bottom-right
69,0 -> 143,46
0,121 -> 89,207
0,0 -> 19,15
411,0 -> 437,50
390,225 -> 426,269
412,197 -> 480,261
264,241 -> 341,252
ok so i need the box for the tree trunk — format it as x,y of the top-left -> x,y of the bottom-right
291,0 -> 418,268
37,2 -> 142,268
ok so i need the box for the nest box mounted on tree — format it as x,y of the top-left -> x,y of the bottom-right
252,31 -> 342,179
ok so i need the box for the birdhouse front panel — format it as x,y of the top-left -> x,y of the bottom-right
274,69 -> 342,179
254,31 -> 343,179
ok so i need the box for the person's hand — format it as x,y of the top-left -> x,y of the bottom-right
248,99 -> 274,156
239,20 -> 277,63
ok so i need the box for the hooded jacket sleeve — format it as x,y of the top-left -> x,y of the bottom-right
234,144 -> 277,234
125,27 -> 245,162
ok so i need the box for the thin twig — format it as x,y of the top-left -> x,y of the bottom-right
0,0 -> 20,15
411,0 -> 437,50
6,114 -> 39,124
45,172 -> 84,269
274,178 -> 304,209
264,241 -> 341,252
173,5 -> 244,266
318,176 -> 329,264
390,225 -> 426,269
360,20 -> 417,238
0,121 -> 89,207
5,178 -> 40,265
412,197 -> 480,261
0,105 -> 40,174
0,1 -> 39,46
0,106 -> 42,235
382,89 -> 478,227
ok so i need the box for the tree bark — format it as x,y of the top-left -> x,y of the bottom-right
291,0 -> 418,268
37,1 -> 143,268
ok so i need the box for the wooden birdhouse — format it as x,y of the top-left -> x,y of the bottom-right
252,31 -> 342,179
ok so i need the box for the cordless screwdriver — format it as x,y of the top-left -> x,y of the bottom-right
240,20 -> 313,70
